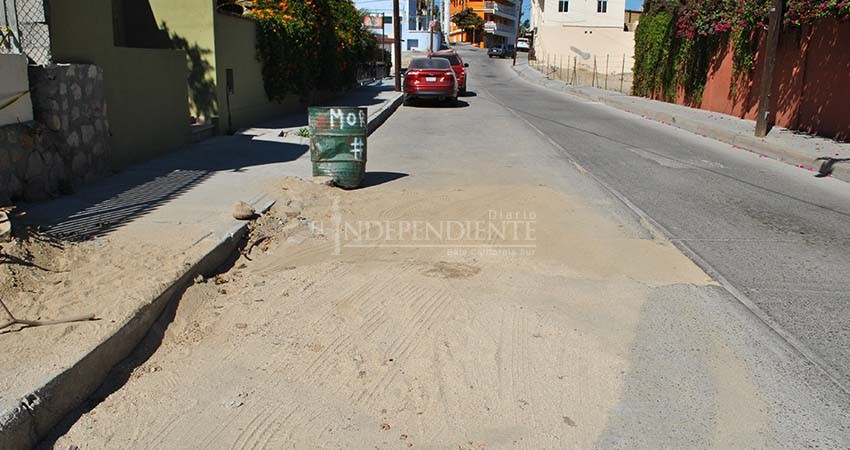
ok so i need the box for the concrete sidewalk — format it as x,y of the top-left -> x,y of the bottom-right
0,80 -> 402,450
511,60 -> 850,181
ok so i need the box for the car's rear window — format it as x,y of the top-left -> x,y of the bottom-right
434,55 -> 461,65
409,58 -> 452,69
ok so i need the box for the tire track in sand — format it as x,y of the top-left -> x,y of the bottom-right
213,269 -> 418,450
357,287 -> 455,407
297,268 -> 415,382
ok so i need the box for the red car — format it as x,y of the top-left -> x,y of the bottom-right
429,49 -> 468,94
403,57 -> 459,106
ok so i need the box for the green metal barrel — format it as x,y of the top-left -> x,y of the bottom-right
308,107 -> 368,189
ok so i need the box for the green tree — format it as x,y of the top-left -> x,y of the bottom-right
451,7 -> 484,42
248,0 -> 377,98
520,19 -> 530,35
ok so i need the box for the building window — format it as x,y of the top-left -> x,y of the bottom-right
558,0 -> 568,12
597,0 -> 607,12
385,15 -> 393,24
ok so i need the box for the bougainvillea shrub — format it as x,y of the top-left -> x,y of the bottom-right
633,0 -> 845,102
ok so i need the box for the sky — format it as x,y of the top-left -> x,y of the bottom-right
625,0 -> 643,10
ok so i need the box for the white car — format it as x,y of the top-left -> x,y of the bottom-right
517,38 -> 530,52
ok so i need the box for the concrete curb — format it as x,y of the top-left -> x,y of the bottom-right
366,92 -> 404,136
0,92 -> 405,450
511,64 -> 850,181
0,197 -> 274,450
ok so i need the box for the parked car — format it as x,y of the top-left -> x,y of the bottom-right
488,44 -> 516,58
517,38 -> 530,52
403,57 -> 459,106
429,49 -> 469,94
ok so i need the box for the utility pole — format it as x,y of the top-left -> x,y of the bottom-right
512,0 -> 522,66
394,0 -> 402,91
381,12 -> 386,78
429,0 -> 435,52
754,0 -> 783,137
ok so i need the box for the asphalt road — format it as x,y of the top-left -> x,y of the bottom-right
465,46 -> 850,391
43,48 -> 850,449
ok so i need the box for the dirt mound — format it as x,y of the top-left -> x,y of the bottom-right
0,227 -> 92,329
44,176 -> 723,450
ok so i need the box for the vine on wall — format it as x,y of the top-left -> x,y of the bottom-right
633,0 -> 845,103
633,9 -> 678,100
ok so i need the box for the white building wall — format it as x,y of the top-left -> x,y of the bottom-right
0,54 -> 34,126
531,0 -> 544,29
530,0 -> 633,74
540,0 -> 625,28
534,27 -> 634,74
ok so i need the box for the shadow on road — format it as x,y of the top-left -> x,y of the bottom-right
358,171 -> 409,188
21,137 -> 309,241
405,100 -> 470,109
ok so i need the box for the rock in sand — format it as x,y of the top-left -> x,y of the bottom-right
231,201 -> 256,220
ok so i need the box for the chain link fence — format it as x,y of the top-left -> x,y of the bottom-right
1,0 -> 52,65
530,51 -> 634,95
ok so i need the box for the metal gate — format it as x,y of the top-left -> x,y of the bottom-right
1,0 -> 51,65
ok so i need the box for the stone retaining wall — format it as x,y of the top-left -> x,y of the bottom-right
0,64 -> 111,203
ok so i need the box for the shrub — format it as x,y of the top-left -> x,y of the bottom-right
247,0 -> 377,100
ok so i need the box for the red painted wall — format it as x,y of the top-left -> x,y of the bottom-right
668,18 -> 850,142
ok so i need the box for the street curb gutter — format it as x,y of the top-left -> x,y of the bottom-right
510,65 -> 850,181
367,92 -> 404,136
0,199 -> 274,450
0,94 -> 404,450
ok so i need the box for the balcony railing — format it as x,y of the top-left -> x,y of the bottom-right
483,1 -> 516,18
484,21 -> 515,35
